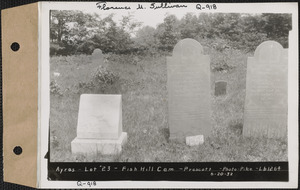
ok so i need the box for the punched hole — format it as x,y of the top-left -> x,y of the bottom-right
11,42 -> 20,51
13,146 -> 22,155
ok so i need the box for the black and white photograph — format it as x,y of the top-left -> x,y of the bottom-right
37,1 -> 298,188
1,1 -> 298,189
49,3 -> 291,163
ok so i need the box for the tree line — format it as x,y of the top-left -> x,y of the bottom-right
50,10 -> 292,56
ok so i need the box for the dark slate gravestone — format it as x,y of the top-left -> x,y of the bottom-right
215,80 -> 227,96
92,48 -> 104,65
243,41 -> 288,138
167,38 -> 212,142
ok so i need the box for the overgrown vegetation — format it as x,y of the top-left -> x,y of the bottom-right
50,11 -> 291,56
50,50 -> 287,162
49,11 -> 289,162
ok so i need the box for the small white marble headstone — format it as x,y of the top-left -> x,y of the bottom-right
71,94 -> 127,155
186,135 -> 204,146
76,94 -> 122,140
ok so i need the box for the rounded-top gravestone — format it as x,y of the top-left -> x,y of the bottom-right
243,40 -> 287,139
167,38 -> 211,144
92,48 -> 104,65
172,38 -> 203,59
254,41 -> 284,64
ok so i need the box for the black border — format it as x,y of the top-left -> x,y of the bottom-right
47,161 -> 289,181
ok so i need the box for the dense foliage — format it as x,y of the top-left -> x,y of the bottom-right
50,11 -> 292,56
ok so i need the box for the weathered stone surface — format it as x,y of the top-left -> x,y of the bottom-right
71,132 -> 127,155
167,38 -> 212,141
186,135 -> 204,146
92,48 -> 104,65
76,94 -> 122,140
243,41 -> 288,138
71,94 -> 126,155
215,80 -> 227,96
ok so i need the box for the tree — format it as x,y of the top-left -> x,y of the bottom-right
120,14 -> 142,36
155,14 -> 181,51
179,13 -> 200,39
50,10 -> 292,56
133,26 -> 158,54
87,14 -> 135,54
261,13 -> 292,48
50,10 -> 100,55
50,10 -> 76,43
197,13 -> 215,39
50,11 -> 138,55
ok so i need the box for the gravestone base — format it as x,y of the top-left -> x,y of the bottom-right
186,135 -> 204,146
71,132 -> 127,155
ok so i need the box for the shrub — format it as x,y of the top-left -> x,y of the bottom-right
210,48 -> 236,73
50,80 -> 63,96
50,43 -> 63,56
76,65 -> 119,94
50,41 -> 79,56
235,32 -> 268,53
92,65 -> 119,85
78,81 -> 95,90
76,40 -> 97,55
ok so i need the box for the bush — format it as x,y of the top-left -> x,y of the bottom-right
234,32 -> 268,53
76,40 -> 97,55
76,65 -> 119,94
50,80 -> 63,96
50,43 -> 63,56
210,47 -> 236,73
92,65 -> 119,85
50,42 -> 78,56
78,81 -> 95,90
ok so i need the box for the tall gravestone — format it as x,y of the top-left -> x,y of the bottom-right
92,48 -> 104,65
71,94 -> 127,155
243,41 -> 288,138
167,38 -> 212,144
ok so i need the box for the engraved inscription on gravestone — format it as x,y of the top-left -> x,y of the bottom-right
167,38 -> 212,142
243,41 -> 288,138
71,94 -> 127,155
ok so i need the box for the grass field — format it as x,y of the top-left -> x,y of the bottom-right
49,48 -> 288,162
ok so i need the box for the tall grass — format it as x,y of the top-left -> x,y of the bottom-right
50,51 -> 287,162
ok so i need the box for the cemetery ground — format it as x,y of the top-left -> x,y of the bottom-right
50,48 -> 288,162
